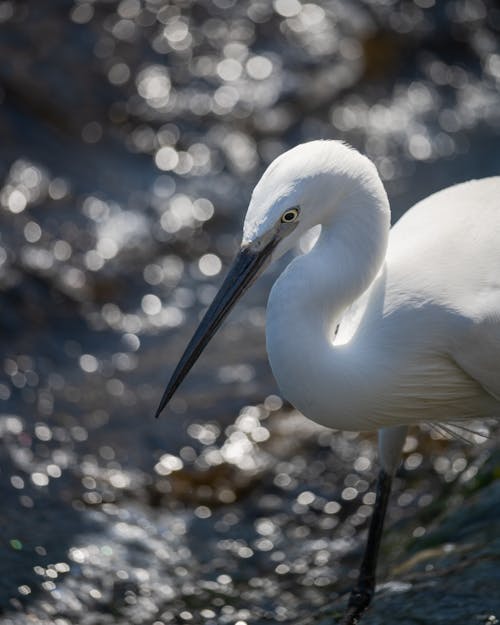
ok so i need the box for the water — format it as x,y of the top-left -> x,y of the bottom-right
0,0 -> 499,623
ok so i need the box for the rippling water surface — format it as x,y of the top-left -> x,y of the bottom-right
1,1 -> 499,623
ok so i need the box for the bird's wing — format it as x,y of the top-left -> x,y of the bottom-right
387,176 -> 500,405
450,311 -> 500,402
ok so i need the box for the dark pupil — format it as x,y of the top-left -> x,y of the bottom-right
284,212 -> 294,221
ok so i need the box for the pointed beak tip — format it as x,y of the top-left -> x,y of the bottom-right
154,390 -> 171,419
153,386 -> 172,419
153,239 -> 277,423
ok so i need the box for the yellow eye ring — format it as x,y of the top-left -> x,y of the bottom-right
281,207 -> 300,223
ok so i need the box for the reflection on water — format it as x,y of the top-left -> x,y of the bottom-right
1,0 -> 499,622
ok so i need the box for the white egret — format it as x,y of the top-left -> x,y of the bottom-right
155,140 -> 500,624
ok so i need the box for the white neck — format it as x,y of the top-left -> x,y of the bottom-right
266,174 -> 390,430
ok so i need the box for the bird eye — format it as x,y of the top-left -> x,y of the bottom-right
281,207 -> 300,223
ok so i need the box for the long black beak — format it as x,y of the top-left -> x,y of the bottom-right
154,238 -> 277,418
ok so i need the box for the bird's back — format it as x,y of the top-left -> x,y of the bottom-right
378,177 -> 500,414
387,177 -> 500,314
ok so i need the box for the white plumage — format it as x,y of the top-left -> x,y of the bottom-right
255,142 -> 500,436
156,139 -> 500,622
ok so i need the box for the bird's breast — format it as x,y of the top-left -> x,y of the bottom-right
267,279 -> 498,431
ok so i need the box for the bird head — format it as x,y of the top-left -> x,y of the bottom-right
155,140 -> 376,416
243,140 -> 370,260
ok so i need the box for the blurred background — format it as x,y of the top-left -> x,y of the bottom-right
1,0 -> 500,623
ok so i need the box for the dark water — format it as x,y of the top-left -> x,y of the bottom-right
0,1 -> 499,623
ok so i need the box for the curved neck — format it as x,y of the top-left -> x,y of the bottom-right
266,177 -> 390,429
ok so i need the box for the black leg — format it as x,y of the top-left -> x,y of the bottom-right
339,468 -> 393,625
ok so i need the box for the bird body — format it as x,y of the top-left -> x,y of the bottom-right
265,154 -> 500,432
156,140 -> 500,623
